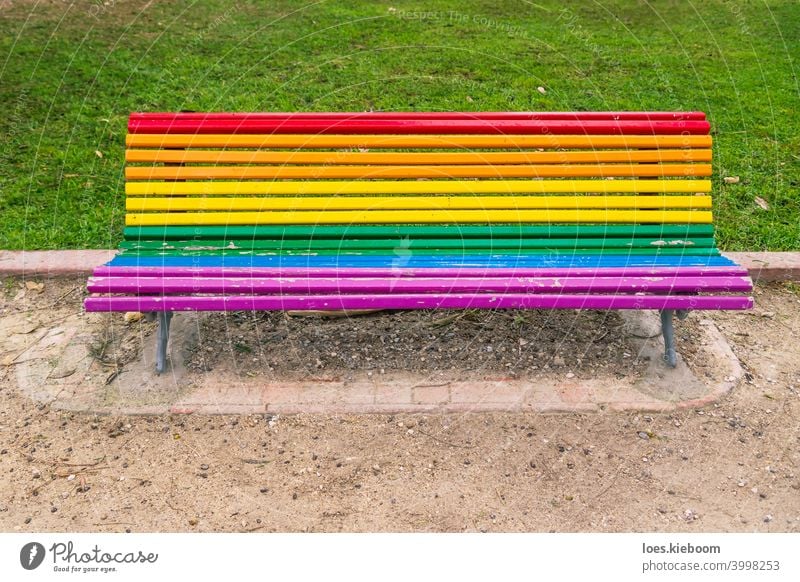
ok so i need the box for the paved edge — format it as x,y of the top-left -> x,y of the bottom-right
1,250 -> 799,281
0,250 -> 116,277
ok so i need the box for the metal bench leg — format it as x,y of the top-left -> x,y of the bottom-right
155,312 -> 173,375
660,309 -> 677,368
660,309 -> 689,368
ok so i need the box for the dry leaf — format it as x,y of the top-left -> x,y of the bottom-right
537,86 -> 547,95
24,281 -> 44,292
95,150 -> 103,158
466,96 -> 474,102
124,312 -> 143,324
754,196 -> 770,210
723,176 -> 739,184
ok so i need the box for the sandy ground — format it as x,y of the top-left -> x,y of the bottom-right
0,277 -> 798,532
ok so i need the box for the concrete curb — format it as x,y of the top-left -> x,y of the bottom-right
1,249 -> 799,282
0,250 -> 116,277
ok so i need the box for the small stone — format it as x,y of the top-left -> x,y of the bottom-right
292,492 -> 298,500
537,86 -> 547,94
566,372 -> 575,379
260,487 -> 268,493
638,432 -> 649,440
67,474 -> 75,481
188,518 -> 198,526
24,517 -> 31,524
200,464 -> 209,471
553,355 -> 565,366
763,514 -> 773,523
50,506 -> 58,513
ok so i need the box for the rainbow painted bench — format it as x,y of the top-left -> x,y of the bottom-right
85,112 -> 753,373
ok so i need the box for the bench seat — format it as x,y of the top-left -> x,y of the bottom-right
85,111 -> 753,372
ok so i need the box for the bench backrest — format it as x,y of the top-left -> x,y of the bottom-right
121,112 -> 717,263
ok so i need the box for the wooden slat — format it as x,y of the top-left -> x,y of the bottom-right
128,118 -> 711,135
125,179 -> 712,196
125,209 -> 713,226
126,163 -> 711,180
127,195 -> 712,212
88,275 -> 749,294
126,134 -> 713,149
125,149 -> 712,165
131,112 -> 707,121
123,224 -> 716,240
84,294 -> 753,313
119,237 -> 713,251
91,265 -> 750,279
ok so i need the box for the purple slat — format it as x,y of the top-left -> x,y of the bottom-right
91,266 -> 750,279
84,294 -> 754,312
87,275 -> 754,295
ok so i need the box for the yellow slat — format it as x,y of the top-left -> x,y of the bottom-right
127,195 -> 712,212
126,134 -> 713,149
125,149 -> 712,165
126,209 -> 712,226
125,179 -> 712,196
126,164 -> 711,180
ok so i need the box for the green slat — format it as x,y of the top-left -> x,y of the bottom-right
124,224 -> 715,241
118,247 -> 721,258
120,237 -> 715,252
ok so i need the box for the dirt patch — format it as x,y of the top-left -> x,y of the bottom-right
0,277 -> 798,532
186,308 -> 644,380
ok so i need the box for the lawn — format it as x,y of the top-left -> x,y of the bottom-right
0,0 -> 797,251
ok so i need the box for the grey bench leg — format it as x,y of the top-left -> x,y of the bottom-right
659,309 -> 689,368
155,312 -> 173,374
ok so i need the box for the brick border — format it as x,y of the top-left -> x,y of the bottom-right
1,250 -> 799,282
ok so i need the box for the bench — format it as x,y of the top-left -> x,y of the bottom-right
85,111 -> 753,373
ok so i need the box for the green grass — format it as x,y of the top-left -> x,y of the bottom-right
0,0 -> 797,250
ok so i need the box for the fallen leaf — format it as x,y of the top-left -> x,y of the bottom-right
466,95 -> 474,102
124,312 -> 142,324
537,86 -> 547,94
754,196 -> 769,210
95,150 -> 103,158
25,281 -> 44,292
723,176 -> 740,184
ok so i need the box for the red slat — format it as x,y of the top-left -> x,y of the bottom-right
127,118 -> 711,135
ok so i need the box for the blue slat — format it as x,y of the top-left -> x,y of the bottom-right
107,254 -> 738,269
